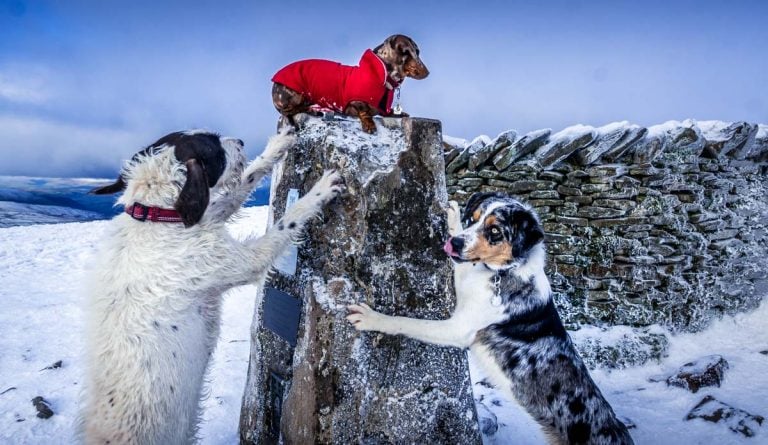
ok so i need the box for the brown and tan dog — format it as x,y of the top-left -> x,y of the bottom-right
271,34 -> 429,133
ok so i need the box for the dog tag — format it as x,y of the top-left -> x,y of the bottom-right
392,87 -> 403,115
274,188 -> 300,276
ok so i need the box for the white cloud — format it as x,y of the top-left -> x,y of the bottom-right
0,114 -> 146,177
0,72 -> 50,105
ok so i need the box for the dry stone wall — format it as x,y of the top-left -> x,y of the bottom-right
445,120 -> 768,337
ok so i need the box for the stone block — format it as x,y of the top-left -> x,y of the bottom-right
469,129 -> 517,170
492,128 -> 551,170
577,206 -> 627,219
535,126 -> 596,169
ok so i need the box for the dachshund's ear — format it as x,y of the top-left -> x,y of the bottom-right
174,159 -> 209,227
392,35 -> 408,55
462,192 -> 506,226
89,176 -> 126,195
374,35 -> 396,55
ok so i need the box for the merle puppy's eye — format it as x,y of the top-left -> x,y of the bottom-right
488,226 -> 503,242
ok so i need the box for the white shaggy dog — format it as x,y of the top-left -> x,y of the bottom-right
80,129 -> 344,444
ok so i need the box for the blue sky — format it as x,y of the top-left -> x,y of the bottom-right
1,0 -> 766,178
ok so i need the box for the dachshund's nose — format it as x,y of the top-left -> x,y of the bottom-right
235,139 -> 244,147
450,237 -> 464,252
413,65 -> 429,79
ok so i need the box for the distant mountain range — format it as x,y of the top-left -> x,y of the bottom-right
0,176 -> 270,228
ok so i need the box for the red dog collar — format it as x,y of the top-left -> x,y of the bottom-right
125,203 -> 184,223
386,75 -> 401,90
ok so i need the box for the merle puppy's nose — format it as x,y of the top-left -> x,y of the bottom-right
235,139 -> 244,147
451,237 -> 465,252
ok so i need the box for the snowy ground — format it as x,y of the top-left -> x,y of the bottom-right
0,208 -> 766,444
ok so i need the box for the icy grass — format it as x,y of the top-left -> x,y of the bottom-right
0,208 -> 766,444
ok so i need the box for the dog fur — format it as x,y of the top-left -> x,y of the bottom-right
347,192 -> 633,445
272,34 -> 428,133
80,129 -> 345,444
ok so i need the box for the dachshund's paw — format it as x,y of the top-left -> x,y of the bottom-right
346,303 -> 387,332
360,119 -> 377,134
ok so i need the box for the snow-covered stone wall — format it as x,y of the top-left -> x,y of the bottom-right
445,120 -> 768,341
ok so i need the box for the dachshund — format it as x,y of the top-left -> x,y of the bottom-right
271,34 -> 429,134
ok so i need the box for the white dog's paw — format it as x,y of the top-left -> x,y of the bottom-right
280,170 -> 345,230
308,170 -> 346,205
346,303 -> 386,332
263,128 -> 296,162
447,200 -> 462,235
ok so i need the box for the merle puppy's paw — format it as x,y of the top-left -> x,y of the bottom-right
447,200 -> 462,235
308,170 -> 346,205
346,303 -> 385,332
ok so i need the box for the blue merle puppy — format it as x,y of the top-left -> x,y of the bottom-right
347,192 -> 634,444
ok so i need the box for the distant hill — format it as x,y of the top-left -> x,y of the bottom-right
0,176 -> 270,228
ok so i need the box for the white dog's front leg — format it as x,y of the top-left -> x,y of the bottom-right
346,303 -> 475,349
210,128 -> 296,220
220,170 -> 345,287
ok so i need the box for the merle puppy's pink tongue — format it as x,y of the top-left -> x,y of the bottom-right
443,239 -> 455,257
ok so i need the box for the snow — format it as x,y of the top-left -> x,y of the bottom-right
299,116 -> 408,188
0,207 -> 267,444
646,119 -> 697,138
757,124 -> 767,140
549,123 -> 595,141
465,134 -> 492,154
697,120 -> 734,141
596,120 -> 632,135
481,302 -> 768,444
568,323 -> 667,348
1,208 -> 767,444
443,135 -> 469,149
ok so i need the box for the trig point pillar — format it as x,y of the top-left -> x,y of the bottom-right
239,116 -> 481,444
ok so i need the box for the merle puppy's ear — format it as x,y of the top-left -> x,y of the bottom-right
462,192 -> 506,225
174,159 -> 209,227
90,176 -> 126,195
510,209 -> 544,257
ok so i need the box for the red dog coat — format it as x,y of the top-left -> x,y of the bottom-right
272,49 -> 398,115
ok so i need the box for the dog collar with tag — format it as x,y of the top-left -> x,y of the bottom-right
125,203 -> 184,223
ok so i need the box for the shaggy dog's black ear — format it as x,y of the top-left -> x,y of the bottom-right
175,159 -> 209,227
90,176 -> 126,195
462,192 -> 506,225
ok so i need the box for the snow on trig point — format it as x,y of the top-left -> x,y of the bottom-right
239,115 -> 481,444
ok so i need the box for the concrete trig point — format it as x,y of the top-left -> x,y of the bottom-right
239,116 -> 481,444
